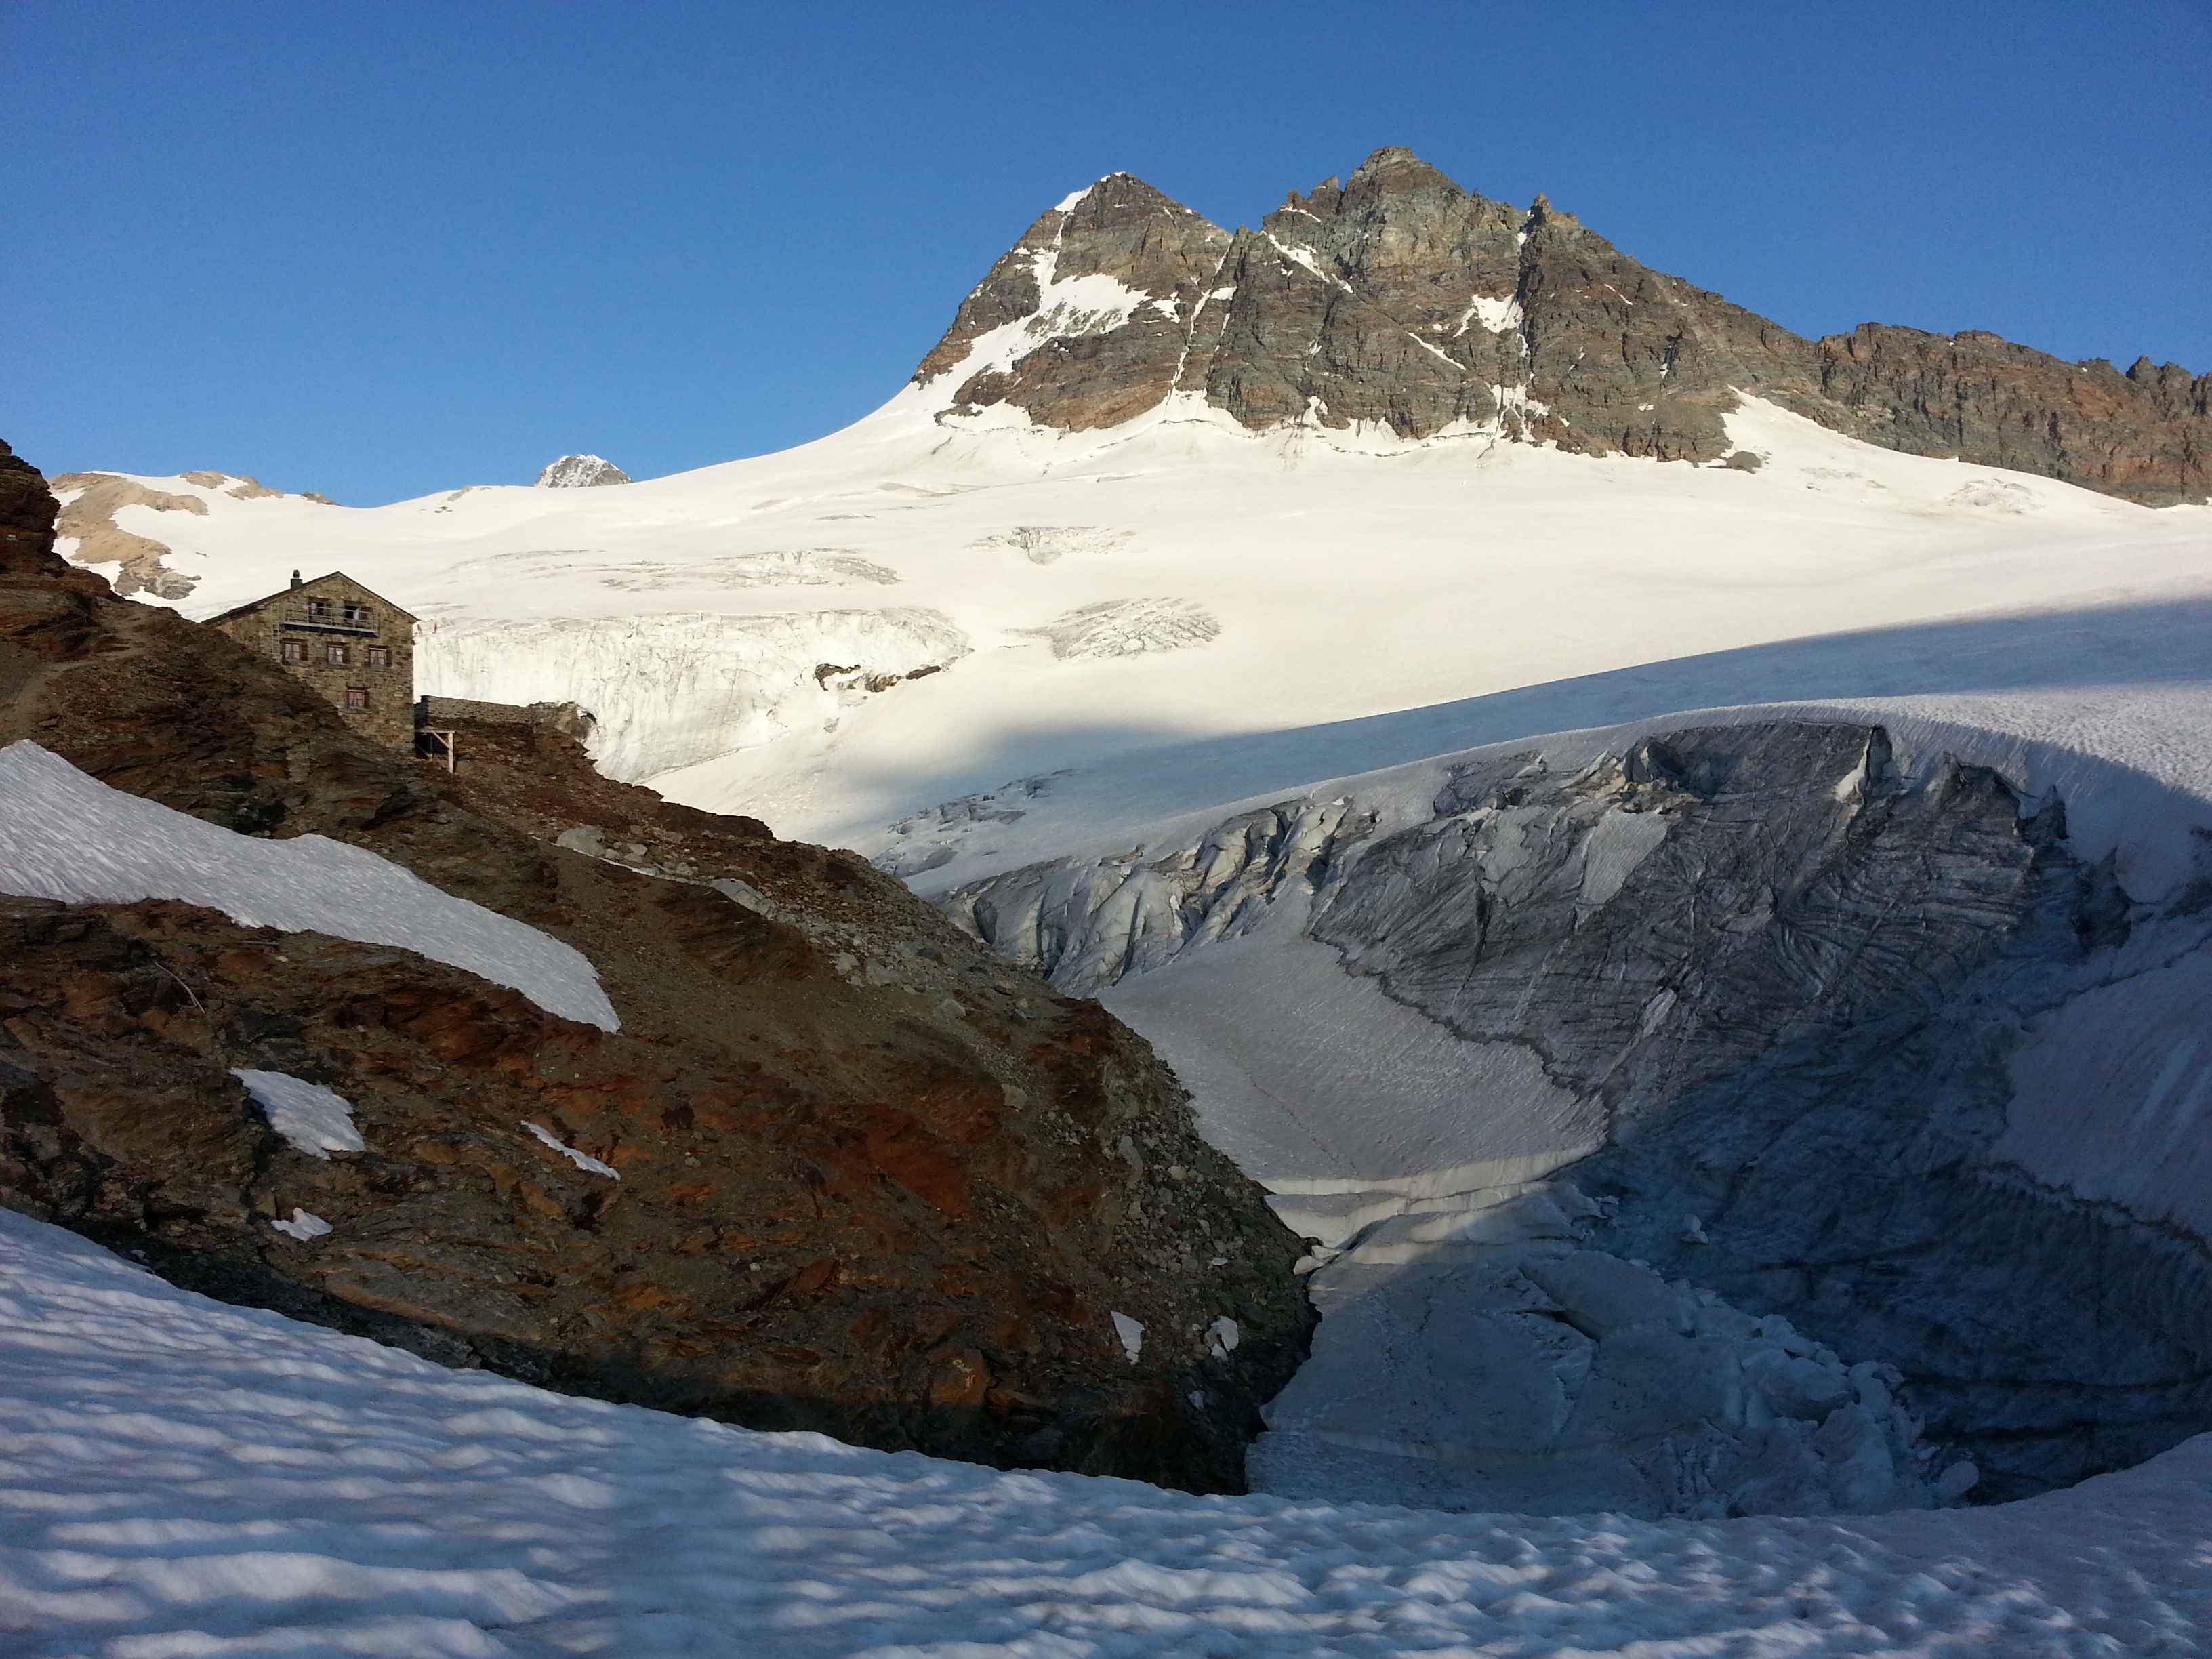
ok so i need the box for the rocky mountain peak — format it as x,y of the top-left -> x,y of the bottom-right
910,170 -> 1232,429
907,150 -> 2207,504
1050,172 -> 1229,291
536,454 -> 631,489
1345,144 -> 1462,196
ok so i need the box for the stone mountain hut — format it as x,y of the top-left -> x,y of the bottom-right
207,570 -> 415,747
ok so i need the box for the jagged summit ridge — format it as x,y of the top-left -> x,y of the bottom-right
536,453 -> 631,488
913,148 -> 2208,505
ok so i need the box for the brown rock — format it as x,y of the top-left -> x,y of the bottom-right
907,150 -> 2207,504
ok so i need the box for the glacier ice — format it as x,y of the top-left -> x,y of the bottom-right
943,720 -> 2212,1513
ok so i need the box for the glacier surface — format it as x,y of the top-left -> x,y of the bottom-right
948,717 -> 2212,1515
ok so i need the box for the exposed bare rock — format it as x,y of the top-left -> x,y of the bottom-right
47,472 -> 207,598
0,440 -> 58,553
917,173 -> 1233,432
0,441 -> 1313,1494
912,148 -> 2207,504
535,454 -> 632,488
1797,326 -> 2212,506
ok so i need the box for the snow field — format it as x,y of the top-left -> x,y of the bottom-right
0,742 -> 618,1030
2,1206 -> 2207,1658
76,382 -> 2207,892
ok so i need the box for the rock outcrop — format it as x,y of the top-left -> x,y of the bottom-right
0,441 -> 1313,1494
915,148 -> 2208,504
536,454 -> 632,488
47,471 -> 209,599
46,470 -> 337,600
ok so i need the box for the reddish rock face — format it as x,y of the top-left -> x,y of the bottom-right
0,443 -> 1314,1493
912,148 -> 2208,506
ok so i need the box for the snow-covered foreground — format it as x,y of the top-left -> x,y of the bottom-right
3,1208 -> 2207,1658
0,741 -> 617,1030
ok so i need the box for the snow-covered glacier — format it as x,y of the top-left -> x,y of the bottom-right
417,606 -> 968,782
58,387 -> 2211,859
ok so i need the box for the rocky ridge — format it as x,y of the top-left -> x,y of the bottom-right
0,438 -> 1313,1492
916,148 -> 2208,505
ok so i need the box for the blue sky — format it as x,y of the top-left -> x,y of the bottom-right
7,1 -> 2207,505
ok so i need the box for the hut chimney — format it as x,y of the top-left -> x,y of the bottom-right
289,569 -> 303,590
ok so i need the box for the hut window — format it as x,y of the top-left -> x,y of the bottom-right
367,645 -> 391,668
281,639 -> 307,663
345,687 -> 369,710
308,598 -> 333,620
344,602 -> 373,623
326,642 -> 348,665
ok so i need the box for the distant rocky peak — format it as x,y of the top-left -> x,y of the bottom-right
536,455 -> 630,489
1345,144 -> 1466,199
909,170 -> 1229,412
905,149 -> 2208,504
1049,172 -> 1228,288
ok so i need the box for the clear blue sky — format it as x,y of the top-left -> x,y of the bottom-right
7,1 -> 2207,506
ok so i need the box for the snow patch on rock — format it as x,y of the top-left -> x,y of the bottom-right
931,248 -> 1158,392
1110,1311 -> 1145,1363
522,1122 -> 619,1179
0,742 -> 618,1031
232,1070 -> 364,1160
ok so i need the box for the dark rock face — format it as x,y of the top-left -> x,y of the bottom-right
1800,327 -> 2211,506
914,148 -> 2208,504
922,173 -> 1233,432
942,722 -> 2212,1504
0,443 -> 1314,1494
0,439 -> 58,551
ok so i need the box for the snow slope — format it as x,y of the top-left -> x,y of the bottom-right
4,1205 -> 2207,1658
62,386 -> 2211,874
0,742 -> 617,1030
